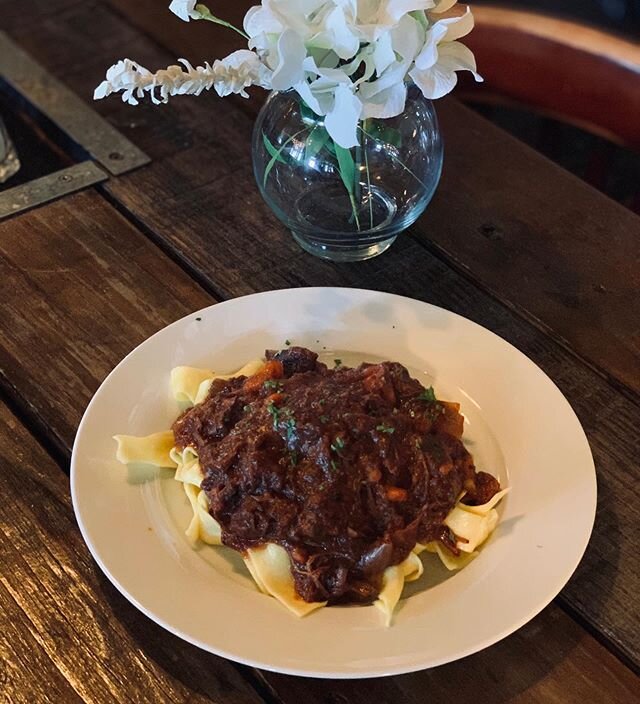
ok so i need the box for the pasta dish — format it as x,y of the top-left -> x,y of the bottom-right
114,346 -> 508,624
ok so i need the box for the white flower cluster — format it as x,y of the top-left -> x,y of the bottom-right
95,0 -> 481,148
94,51 -> 271,105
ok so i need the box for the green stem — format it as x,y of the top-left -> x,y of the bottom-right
354,140 -> 362,216
195,4 -> 249,39
363,131 -> 373,230
349,192 -> 361,231
333,140 -> 361,232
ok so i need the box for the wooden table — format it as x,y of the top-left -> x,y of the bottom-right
1,1 -> 639,702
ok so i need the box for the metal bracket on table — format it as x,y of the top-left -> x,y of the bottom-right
0,30 -> 150,220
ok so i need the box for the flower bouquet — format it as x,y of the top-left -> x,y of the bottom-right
96,0 -> 481,260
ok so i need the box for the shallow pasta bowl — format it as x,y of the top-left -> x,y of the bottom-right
71,287 -> 596,678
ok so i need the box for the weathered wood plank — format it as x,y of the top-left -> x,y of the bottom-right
0,582 -> 85,704
0,196 -> 636,703
0,402 -> 266,704
101,0 -> 640,397
1,0 -> 639,669
0,189 -> 211,451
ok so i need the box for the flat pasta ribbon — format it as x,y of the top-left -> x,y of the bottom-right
244,543 -> 327,617
171,360 -> 265,405
113,430 -> 177,468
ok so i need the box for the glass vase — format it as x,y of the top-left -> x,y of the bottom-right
252,84 -> 443,262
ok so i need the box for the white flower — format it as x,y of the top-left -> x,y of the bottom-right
325,83 -> 362,147
295,62 -> 362,147
169,0 -> 201,22
270,29 -> 307,90
93,51 -> 272,105
409,6 -> 482,100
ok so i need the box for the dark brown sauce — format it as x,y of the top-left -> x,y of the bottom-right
173,347 -> 500,604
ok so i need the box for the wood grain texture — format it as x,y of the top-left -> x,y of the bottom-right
100,0 -> 640,396
0,0 -> 639,669
0,0 -> 639,697
0,198 -> 636,704
0,402 -> 266,704
0,189 -> 211,451
0,583 -> 85,704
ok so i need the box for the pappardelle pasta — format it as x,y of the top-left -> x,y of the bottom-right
114,348 -> 508,625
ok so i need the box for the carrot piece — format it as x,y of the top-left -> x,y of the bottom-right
243,360 -> 284,392
386,486 -> 408,502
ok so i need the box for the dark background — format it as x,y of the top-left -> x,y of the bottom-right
476,0 -> 640,35
469,0 -> 640,212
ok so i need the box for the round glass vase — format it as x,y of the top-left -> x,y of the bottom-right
252,84 -> 443,262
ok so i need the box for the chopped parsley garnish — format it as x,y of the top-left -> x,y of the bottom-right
195,317 -> 202,321
284,417 -> 297,445
318,398 -> 325,406
285,339 -> 291,346
268,402 -> 297,442
417,386 -> 437,402
243,404 -> 251,413
330,459 -> 338,471
320,415 -> 329,423
267,401 -> 280,428
330,435 -> 345,453
334,358 -> 342,367
376,423 -> 395,434
263,379 -> 284,391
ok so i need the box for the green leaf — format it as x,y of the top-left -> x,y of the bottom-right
334,142 -> 360,230
262,129 -> 307,189
360,125 -> 427,189
334,143 -> 356,196
417,386 -> 437,402
304,126 -> 330,163
262,132 -> 287,165
299,99 -> 319,126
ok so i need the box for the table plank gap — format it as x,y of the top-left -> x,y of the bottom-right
97,187 -> 230,303
413,235 -> 640,410
0,369 -> 69,469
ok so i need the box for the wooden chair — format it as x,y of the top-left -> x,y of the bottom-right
460,5 -> 640,151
